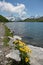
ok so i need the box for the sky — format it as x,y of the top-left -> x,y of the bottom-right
0,0 -> 43,19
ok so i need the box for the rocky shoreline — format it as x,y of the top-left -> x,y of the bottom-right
6,38 -> 43,65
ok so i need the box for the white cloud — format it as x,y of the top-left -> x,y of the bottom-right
0,1 -> 27,19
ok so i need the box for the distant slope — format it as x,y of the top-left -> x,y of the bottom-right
23,16 -> 43,22
0,15 -> 9,22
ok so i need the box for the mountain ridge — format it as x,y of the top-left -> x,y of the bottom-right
23,16 -> 43,22
0,15 -> 9,22
0,15 -> 43,22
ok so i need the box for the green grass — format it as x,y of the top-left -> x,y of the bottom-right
5,25 -> 13,37
3,25 -> 13,46
3,37 -> 10,46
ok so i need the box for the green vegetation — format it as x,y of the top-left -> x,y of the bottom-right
5,25 -> 13,37
0,15 -> 9,22
3,25 -> 13,46
10,59 -> 30,65
23,17 -> 43,22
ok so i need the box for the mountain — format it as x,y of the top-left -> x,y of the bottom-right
15,17 -> 22,22
0,15 -> 9,22
23,16 -> 43,22
6,16 -> 15,21
0,15 -> 43,22
6,16 -> 22,22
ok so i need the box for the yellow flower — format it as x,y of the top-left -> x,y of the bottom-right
28,49 -> 32,53
23,46 -> 28,52
19,48 -> 25,52
14,40 -> 32,53
13,40 -> 32,63
22,42 -> 26,46
19,43 -> 23,46
25,57 -> 29,62
24,45 -> 32,53
13,40 -> 19,44
19,40 -> 26,46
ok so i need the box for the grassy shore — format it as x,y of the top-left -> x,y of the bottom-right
3,25 -> 13,46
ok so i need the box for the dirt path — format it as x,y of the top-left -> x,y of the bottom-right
0,23 -> 5,45
0,23 -> 11,65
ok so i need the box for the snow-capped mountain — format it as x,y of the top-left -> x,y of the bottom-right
6,16 -> 22,21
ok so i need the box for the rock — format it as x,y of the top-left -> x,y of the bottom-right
6,49 -> 21,62
28,45 -> 43,65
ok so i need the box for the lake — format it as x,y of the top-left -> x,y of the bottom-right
6,22 -> 43,47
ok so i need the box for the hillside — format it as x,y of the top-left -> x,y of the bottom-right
0,15 -> 9,22
0,15 -> 43,22
23,16 -> 43,22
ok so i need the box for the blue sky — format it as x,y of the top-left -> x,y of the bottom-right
0,0 -> 43,18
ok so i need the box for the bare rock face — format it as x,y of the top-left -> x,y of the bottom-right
6,49 -> 21,62
28,45 -> 43,65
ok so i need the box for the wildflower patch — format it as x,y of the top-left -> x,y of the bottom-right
13,40 -> 32,65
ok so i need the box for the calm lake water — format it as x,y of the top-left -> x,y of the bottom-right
6,22 -> 43,47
